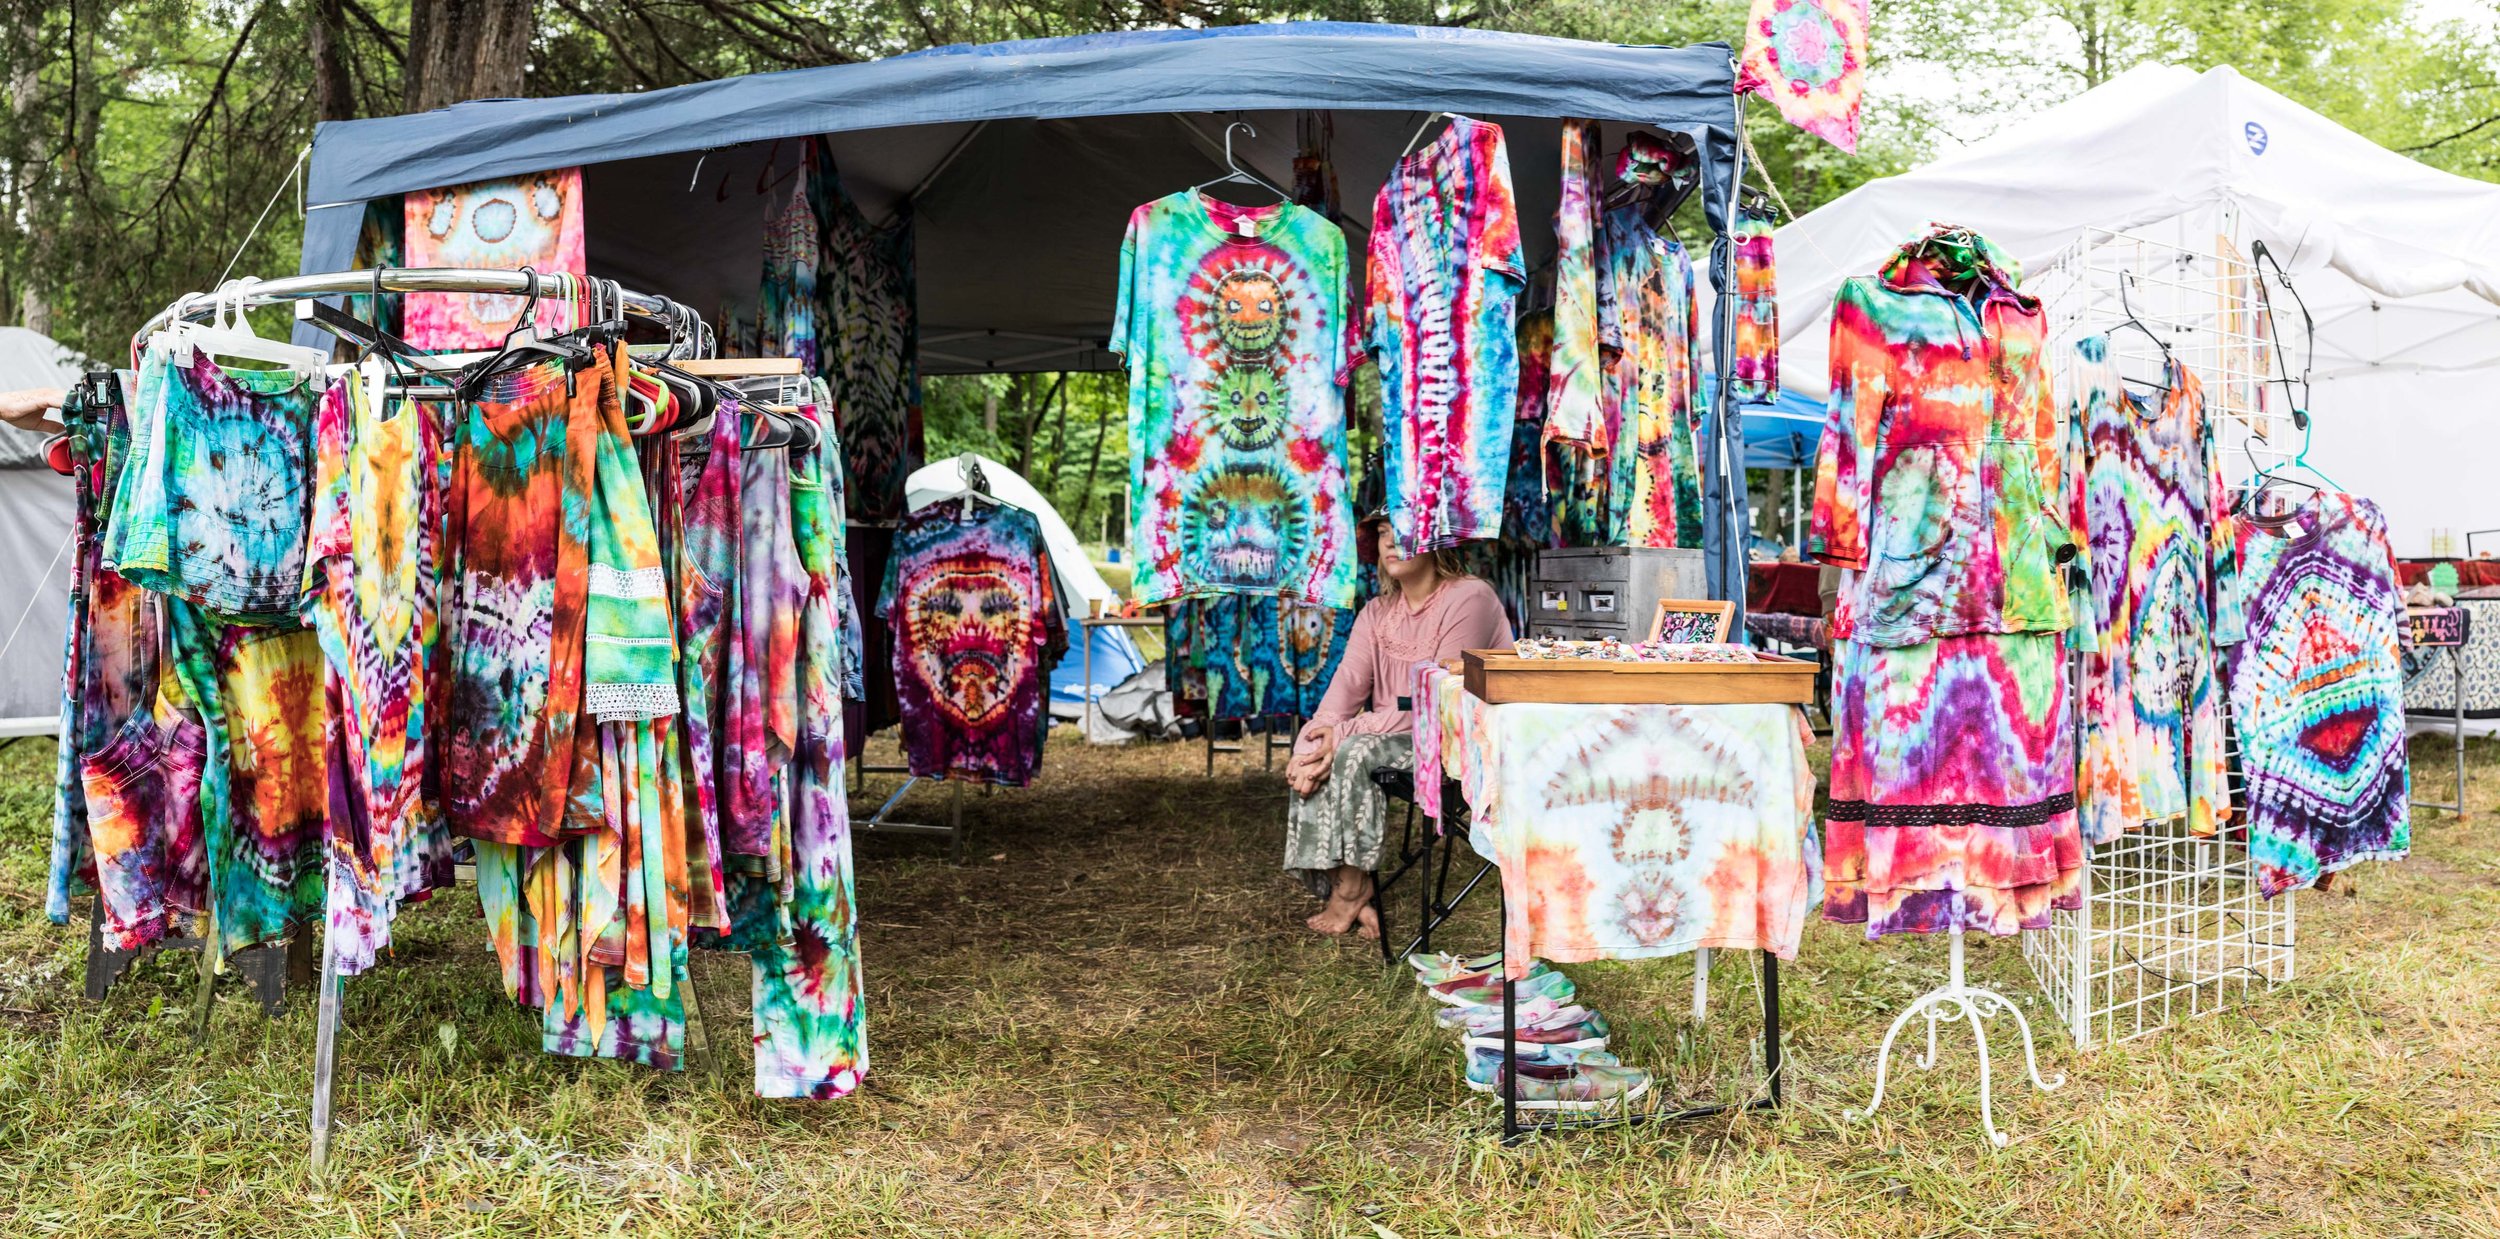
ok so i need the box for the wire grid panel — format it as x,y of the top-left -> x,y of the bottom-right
2025,817 -> 2297,1049
2019,214 -> 2301,1048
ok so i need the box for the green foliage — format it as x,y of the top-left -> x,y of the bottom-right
922,370 -> 1134,545
1,0 -> 2496,359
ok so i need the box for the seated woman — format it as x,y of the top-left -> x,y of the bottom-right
1284,515 -> 1513,938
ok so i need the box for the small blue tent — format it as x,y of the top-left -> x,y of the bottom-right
297,22 -> 1756,604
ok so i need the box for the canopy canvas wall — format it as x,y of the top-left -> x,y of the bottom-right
1754,63 -> 2500,557
0,327 -> 81,729
293,22 -> 1759,602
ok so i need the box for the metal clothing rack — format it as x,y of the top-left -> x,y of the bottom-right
114,265 -> 722,1177
132,265 -> 707,354
1199,717 -> 1294,774
847,752 -> 970,863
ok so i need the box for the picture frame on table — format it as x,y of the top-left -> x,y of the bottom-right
1649,598 -> 1735,644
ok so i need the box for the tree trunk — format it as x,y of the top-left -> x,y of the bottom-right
405,0 -> 534,112
1041,378 -> 1071,505
1073,386 -> 1113,537
1017,371 -> 1067,477
310,0 -> 358,122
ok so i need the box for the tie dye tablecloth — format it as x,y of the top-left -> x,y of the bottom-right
1413,667 -> 1819,980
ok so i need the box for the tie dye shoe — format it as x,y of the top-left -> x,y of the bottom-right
1463,1044 -> 1622,1093
1429,965 -> 1575,1009
1433,993 -> 1573,1032
1409,949 -> 1506,984
1482,1059 -> 1655,1111
1459,1007 -> 1611,1054
1416,954 -> 1549,990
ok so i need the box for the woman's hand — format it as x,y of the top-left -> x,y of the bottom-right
1285,724 -> 1337,797
0,387 -> 66,436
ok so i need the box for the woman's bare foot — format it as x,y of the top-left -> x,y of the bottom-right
1305,866 -> 1374,936
1354,902 -> 1381,940
1308,898 -> 1360,935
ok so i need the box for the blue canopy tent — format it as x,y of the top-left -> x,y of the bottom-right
295,21 -> 1756,604
1699,375 -> 1824,555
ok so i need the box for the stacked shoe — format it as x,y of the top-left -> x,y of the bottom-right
1410,951 -> 1650,1111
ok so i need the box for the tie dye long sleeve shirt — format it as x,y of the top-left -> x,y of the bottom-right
1807,228 -> 2078,647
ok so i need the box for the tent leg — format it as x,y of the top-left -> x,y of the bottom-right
309,938 -> 342,1179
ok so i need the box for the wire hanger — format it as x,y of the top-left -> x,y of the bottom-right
1190,121 -> 1290,208
2235,239 -> 2339,509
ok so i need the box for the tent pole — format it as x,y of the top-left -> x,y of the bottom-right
1710,83 -> 1751,615
882,119 -> 992,226
1790,466 -> 1802,551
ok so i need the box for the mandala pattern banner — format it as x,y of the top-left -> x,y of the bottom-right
1736,0 -> 1868,154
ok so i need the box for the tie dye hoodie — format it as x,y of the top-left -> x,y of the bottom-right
1807,227 -> 2078,647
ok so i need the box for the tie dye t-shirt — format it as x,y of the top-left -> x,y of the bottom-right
1112,191 -> 1357,609
1367,116 -> 1527,553
878,502 -> 1067,787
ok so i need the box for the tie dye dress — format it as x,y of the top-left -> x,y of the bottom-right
2217,492 -> 2409,895
440,359 -> 603,848
2068,340 -> 2231,845
304,366 -> 455,974
1366,115 -> 1527,552
1597,203 -> 1702,550
1808,229 -> 2084,939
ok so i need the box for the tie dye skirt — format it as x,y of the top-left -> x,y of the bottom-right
1823,631 -> 2083,938
441,361 -> 601,847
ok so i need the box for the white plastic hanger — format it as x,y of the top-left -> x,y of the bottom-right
163,278 -> 330,372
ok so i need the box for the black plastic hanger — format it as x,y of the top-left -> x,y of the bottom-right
457,270 -> 592,398
2110,271 -> 2174,393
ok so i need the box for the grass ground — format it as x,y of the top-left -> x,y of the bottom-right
0,728 -> 2494,1237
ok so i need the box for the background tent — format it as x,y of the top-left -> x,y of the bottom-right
903,452 -> 1144,707
0,327 -> 81,728
296,22 -> 1757,604
1745,63 -> 2500,558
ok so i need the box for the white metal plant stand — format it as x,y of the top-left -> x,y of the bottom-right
2015,215 -> 2302,1048
1849,929 -> 2065,1148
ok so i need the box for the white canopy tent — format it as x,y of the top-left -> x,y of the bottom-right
1751,63 -> 2500,557
0,327 -> 81,730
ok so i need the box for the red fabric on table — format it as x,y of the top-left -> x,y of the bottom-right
1748,561 -> 1824,616
2398,559 -> 2500,588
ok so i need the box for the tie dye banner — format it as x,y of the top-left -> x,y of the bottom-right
1736,0 -> 1868,154
402,168 -> 587,350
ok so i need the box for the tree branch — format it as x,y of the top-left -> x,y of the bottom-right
339,0 -> 407,63
2402,112 -> 2500,153
141,1 -> 266,224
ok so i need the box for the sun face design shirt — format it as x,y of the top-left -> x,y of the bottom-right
878,502 -> 1066,787
1112,191 -> 1357,609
